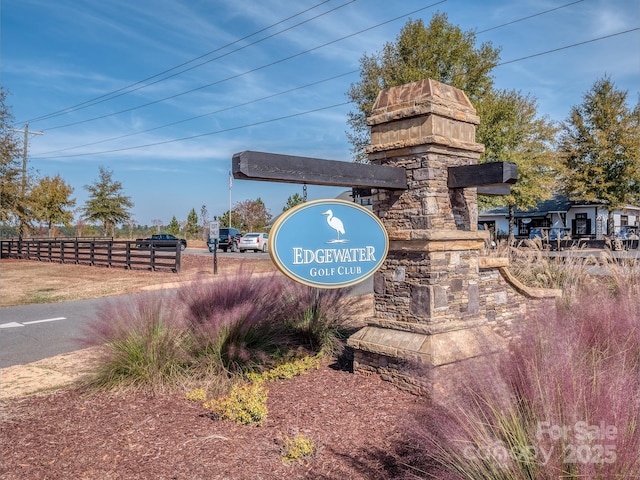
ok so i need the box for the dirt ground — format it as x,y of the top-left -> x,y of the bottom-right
0,255 -> 426,479
0,250 -> 275,307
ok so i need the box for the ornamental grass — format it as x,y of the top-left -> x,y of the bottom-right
399,284 -> 640,479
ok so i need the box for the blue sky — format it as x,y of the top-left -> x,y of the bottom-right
2,0 -> 639,227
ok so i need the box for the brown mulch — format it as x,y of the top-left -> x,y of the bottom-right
0,364 -> 423,479
0,254 -> 427,479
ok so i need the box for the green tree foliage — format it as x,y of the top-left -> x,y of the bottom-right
30,174 -> 76,236
0,89 -> 25,226
200,204 -> 209,240
186,208 -> 199,238
477,89 -> 559,239
218,210 -> 238,230
346,14 -> 559,239
559,76 -> 640,236
347,14 -> 500,162
233,198 -> 272,232
283,193 -> 305,212
83,166 -> 133,237
166,216 -> 181,235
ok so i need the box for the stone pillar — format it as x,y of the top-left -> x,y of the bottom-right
347,79 -> 506,395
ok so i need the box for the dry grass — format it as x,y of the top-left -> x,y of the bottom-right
0,251 -> 277,307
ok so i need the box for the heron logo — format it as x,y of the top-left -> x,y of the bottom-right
269,199 -> 389,289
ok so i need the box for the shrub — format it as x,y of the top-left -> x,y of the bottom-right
81,268 -> 360,392
177,271 -> 290,375
184,387 -> 207,402
204,381 -> 268,426
81,293 -> 192,392
245,355 -> 321,383
279,433 -> 315,463
279,282 -> 360,356
401,286 -> 640,479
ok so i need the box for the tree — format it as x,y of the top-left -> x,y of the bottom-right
186,208 -> 199,238
559,76 -> 640,236
346,14 -> 559,240
477,89 -> 559,240
30,174 -> 76,237
347,14 -> 500,162
200,204 -> 209,240
0,88 -> 25,227
166,216 -> 180,235
83,166 -> 133,237
233,198 -> 272,232
283,193 -> 305,212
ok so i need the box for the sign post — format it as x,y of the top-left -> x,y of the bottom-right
209,219 -> 220,275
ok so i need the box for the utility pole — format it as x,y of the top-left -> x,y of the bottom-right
9,123 -> 43,240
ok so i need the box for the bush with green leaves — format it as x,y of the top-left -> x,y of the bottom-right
279,433 -> 315,463
204,381 -> 268,426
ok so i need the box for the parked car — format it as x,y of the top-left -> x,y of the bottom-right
239,232 -> 268,253
528,228 -> 563,241
617,226 -> 638,240
136,233 -> 187,250
209,227 -> 242,252
528,228 -> 544,240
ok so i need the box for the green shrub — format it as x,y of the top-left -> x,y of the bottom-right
280,433 -> 315,463
204,381 -> 268,426
246,355 -> 321,383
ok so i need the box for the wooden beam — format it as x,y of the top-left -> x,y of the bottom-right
448,162 -> 517,189
232,151 -> 408,189
477,185 -> 512,196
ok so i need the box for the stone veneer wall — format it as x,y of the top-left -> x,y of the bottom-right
347,79 -> 560,396
351,260 -> 560,395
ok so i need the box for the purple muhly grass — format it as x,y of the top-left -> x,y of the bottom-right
176,270 -> 292,372
80,292 -> 191,391
401,287 -> 640,479
277,280 -> 358,354
81,291 -> 185,346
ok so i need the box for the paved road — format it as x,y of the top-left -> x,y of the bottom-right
0,251 -> 372,368
0,293 -> 150,368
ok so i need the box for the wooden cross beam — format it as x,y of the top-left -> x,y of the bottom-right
232,151 -> 407,189
232,151 -> 517,195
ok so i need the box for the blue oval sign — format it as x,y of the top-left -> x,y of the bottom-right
269,199 -> 388,288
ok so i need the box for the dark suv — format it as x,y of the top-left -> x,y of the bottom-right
211,227 -> 242,252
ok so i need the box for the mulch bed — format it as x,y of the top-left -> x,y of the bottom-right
1,363 -> 424,480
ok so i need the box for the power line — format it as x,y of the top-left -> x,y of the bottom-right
29,0 -> 580,129
477,0 -> 584,34
497,27 -> 640,66
25,0 -> 580,135
36,24 -> 639,161
42,1 -> 447,132
38,102 -> 351,159
19,0 -> 345,125
34,70 -> 359,157
26,1 -> 638,160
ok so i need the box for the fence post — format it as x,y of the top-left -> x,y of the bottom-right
175,243 -> 181,273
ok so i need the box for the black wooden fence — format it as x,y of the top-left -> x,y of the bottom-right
0,237 -> 181,272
